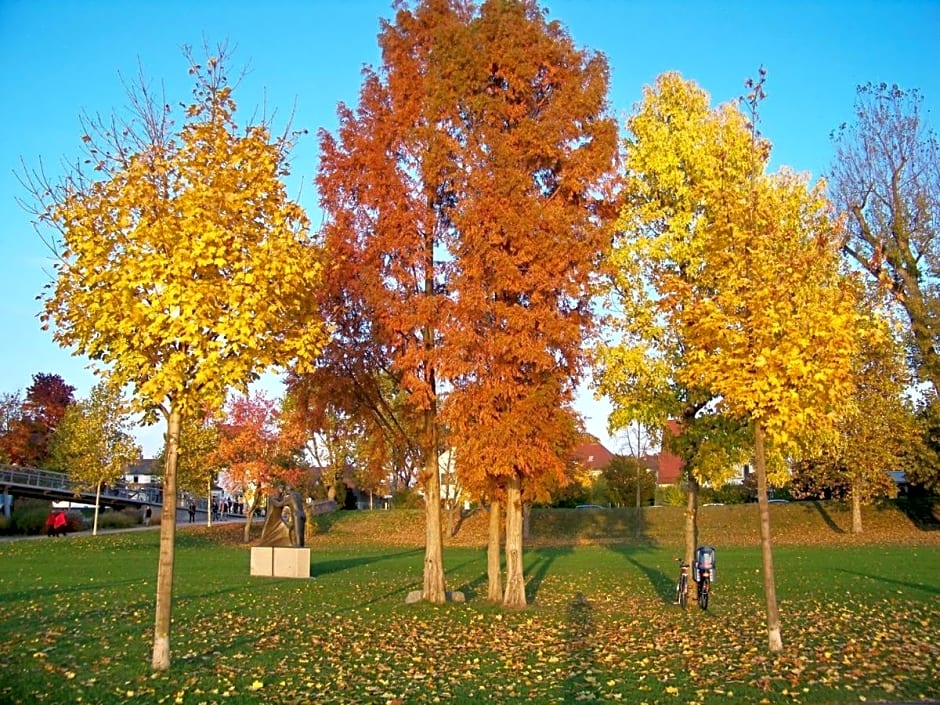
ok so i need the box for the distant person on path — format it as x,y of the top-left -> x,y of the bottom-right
47,510 -> 67,536
143,505 -> 152,526
188,501 -> 196,523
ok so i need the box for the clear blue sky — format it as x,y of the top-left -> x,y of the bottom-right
1,0 -> 938,456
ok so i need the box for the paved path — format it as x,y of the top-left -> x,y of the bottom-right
0,517 -> 252,543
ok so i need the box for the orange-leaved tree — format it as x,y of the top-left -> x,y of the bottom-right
317,0 -> 615,606
0,373 -> 76,468
315,0 -> 468,603
23,46 -> 326,671
214,391 -> 306,542
433,0 -> 617,609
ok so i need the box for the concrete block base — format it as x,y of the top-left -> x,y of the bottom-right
250,547 -> 274,576
250,546 -> 311,578
274,547 -> 310,578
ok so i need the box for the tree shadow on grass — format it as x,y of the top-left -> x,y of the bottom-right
0,576 -> 144,604
835,568 -> 940,596
525,546 -> 574,603
605,544 -> 673,604
895,497 -> 940,531
810,500 -> 845,534
312,548 -> 423,578
560,591 -> 597,701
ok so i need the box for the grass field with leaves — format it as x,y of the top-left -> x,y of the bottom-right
0,501 -> 937,705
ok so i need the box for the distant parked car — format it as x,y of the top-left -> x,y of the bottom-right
768,499 -> 789,504
576,504 -> 605,510
702,503 -> 724,507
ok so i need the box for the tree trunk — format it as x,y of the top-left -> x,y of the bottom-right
851,474 -> 863,534
754,423 -> 783,652
522,501 -> 531,541
242,495 -> 256,543
152,405 -> 182,671
422,449 -> 446,604
92,481 -> 102,537
684,472 -> 699,568
503,472 -> 526,609
634,463 -> 643,539
487,500 -> 502,602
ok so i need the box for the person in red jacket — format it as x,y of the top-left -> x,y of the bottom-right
45,511 -> 57,537
53,510 -> 68,536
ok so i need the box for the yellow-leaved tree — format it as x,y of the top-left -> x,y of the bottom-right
677,71 -> 868,652
23,45 -> 326,671
155,408 -> 222,526
594,71 -> 753,572
48,380 -> 142,535
606,71 -> 869,652
796,306 -> 918,533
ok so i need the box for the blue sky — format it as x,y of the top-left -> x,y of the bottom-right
1,0 -> 938,456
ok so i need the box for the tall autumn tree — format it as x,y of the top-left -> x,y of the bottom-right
435,0 -> 617,608
678,73 -> 867,652
24,46 -> 326,671
316,0 -> 616,606
594,72 -> 750,572
48,381 -> 141,535
316,0 -> 465,603
607,71 -> 867,651
830,84 -> 940,493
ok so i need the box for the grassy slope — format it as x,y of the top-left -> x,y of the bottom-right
300,498 -> 940,549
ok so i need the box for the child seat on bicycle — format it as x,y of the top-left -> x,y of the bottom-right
693,545 -> 716,583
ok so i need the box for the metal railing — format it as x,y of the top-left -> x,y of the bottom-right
0,464 -> 163,506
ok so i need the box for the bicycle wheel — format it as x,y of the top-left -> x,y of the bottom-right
677,575 -> 687,608
698,578 -> 709,610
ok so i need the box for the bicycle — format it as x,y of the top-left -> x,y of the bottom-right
673,557 -> 690,608
695,561 -> 712,610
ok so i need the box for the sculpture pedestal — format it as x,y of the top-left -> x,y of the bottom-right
250,546 -> 310,578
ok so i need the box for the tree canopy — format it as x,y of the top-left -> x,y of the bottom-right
24,44 -> 328,671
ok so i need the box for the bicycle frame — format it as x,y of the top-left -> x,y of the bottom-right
697,566 -> 711,610
674,559 -> 689,608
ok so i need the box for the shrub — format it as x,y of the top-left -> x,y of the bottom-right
391,487 -> 424,509
11,503 -> 51,535
63,511 -> 87,533
95,509 -> 138,530
656,484 -> 687,507
0,515 -> 11,535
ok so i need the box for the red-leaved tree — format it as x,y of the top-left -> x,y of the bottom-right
213,392 -> 305,543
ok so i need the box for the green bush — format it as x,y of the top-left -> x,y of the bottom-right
656,484 -> 687,507
11,503 -> 50,535
0,515 -> 11,535
708,482 -> 750,505
391,487 -> 424,509
95,509 -> 138,530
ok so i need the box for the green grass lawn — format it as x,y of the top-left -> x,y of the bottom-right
0,506 -> 937,704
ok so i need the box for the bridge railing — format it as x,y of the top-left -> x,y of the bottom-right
0,465 -> 72,491
0,464 -> 164,506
